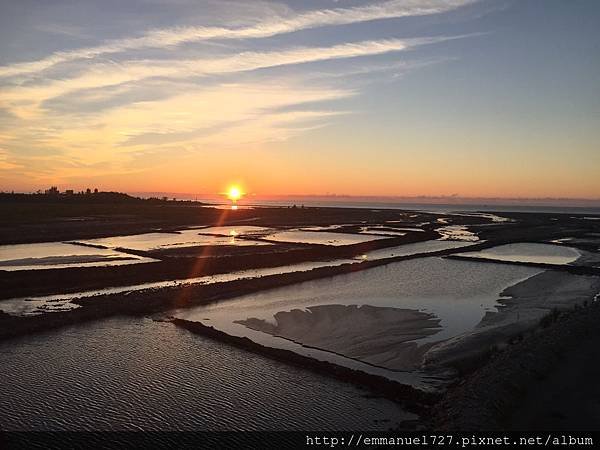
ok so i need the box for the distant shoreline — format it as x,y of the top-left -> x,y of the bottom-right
3,190 -> 600,211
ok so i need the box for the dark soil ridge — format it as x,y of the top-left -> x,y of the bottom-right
0,232 -> 438,300
171,318 -> 438,417
0,200 -> 448,245
5,232 -> 597,302
429,301 -> 600,430
0,243 -> 480,341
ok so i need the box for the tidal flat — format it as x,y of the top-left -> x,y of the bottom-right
1,196 -> 599,431
174,257 -> 542,378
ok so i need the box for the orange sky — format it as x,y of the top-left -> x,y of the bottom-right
1,0 -> 599,201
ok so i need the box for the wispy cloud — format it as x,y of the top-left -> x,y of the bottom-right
0,149 -> 21,171
0,80 -> 355,180
1,37 -> 446,118
0,0 -> 482,188
0,0 -> 474,78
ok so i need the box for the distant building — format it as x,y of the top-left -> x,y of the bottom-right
65,189 -> 74,195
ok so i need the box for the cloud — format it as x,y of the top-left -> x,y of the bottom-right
0,149 -> 21,170
0,1 -> 481,186
63,82 -> 354,147
0,79 -> 355,183
1,37 -> 444,118
0,0 -> 475,77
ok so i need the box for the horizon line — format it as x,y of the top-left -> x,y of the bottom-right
131,192 -> 600,203
3,189 -> 600,203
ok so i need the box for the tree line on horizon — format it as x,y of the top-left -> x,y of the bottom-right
0,188 -> 205,204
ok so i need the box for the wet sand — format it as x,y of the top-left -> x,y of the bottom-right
509,326 -> 600,430
235,304 -> 441,371
423,271 -> 600,372
431,301 -> 600,430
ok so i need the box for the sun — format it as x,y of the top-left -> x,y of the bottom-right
226,185 -> 243,202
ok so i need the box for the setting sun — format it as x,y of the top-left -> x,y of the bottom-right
226,186 -> 243,202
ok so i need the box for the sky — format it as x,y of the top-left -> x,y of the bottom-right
0,0 -> 599,200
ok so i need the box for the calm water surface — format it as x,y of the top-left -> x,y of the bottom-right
261,230 -> 388,246
83,229 -> 270,251
0,241 -> 477,317
0,242 -> 156,271
175,257 -> 541,385
0,316 -> 412,431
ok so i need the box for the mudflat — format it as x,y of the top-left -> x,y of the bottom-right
236,304 -> 441,371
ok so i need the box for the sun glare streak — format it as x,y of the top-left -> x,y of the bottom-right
172,206 -> 232,308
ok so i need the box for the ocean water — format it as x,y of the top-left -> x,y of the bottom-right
0,316 -> 412,431
200,200 -> 600,215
